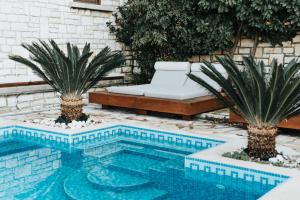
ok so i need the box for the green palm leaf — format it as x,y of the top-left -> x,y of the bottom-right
188,55 -> 300,128
9,40 -> 125,99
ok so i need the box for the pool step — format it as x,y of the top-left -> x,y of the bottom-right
64,170 -> 168,200
126,147 -> 182,160
87,166 -> 151,192
149,157 -> 185,174
119,140 -> 192,155
100,150 -> 164,176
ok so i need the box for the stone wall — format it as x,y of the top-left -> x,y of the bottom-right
0,0 -> 131,114
0,0 -> 130,83
190,32 -> 300,66
0,78 -> 123,114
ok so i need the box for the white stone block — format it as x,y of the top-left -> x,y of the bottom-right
5,159 -> 18,168
18,95 -> 34,102
38,148 -> 51,157
264,48 -> 282,54
15,165 -> 32,179
7,96 -> 17,107
17,102 -> 30,109
0,97 -> 6,107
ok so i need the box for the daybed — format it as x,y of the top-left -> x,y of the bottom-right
89,62 -> 227,119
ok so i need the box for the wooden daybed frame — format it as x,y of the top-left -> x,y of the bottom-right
229,111 -> 300,130
89,91 -> 226,120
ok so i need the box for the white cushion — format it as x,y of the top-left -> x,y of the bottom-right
106,84 -> 150,96
144,86 -> 209,100
150,62 -> 191,86
186,63 -> 228,92
154,61 -> 191,72
150,70 -> 189,86
107,61 -> 191,96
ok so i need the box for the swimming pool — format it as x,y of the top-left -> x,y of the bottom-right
0,124 -> 289,199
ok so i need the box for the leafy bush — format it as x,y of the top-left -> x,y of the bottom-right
108,0 -> 300,82
108,0 -> 233,82
198,0 -> 300,55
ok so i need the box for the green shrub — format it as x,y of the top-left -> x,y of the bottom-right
108,0 -> 300,82
198,0 -> 300,55
108,0 -> 233,83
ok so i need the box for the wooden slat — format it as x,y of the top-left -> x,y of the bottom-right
89,91 -> 225,117
229,111 -> 300,130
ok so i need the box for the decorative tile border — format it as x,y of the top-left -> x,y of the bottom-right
14,125 -> 70,143
0,126 -> 15,139
118,125 -> 224,150
185,157 -> 289,186
69,125 -> 121,144
0,124 -> 225,152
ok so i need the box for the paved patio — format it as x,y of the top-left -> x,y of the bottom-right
2,104 -> 300,157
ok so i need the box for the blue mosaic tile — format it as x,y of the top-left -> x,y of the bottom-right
118,125 -> 224,150
0,123 -> 288,191
185,157 -> 289,186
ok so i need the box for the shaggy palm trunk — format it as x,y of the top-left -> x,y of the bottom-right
60,97 -> 83,121
247,126 -> 277,160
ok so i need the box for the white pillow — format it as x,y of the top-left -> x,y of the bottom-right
186,63 -> 228,91
150,62 -> 191,86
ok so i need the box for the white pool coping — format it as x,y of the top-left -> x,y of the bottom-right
0,120 -> 299,199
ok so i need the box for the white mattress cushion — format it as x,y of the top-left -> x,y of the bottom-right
150,61 -> 191,86
106,84 -> 150,96
154,61 -> 191,72
150,70 -> 189,86
107,61 -> 192,96
144,86 -> 209,100
186,63 -> 228,91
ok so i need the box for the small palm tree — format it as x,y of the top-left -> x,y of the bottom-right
188,55 -> 300,160
9,40 -> 125,121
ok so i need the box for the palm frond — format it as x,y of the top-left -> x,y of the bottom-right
189,54 -> 300,128
9,40 -> 125,99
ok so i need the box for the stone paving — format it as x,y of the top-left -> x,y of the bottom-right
2,104 -> 300,156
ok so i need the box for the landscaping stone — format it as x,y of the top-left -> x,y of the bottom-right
24,117 -> 102,129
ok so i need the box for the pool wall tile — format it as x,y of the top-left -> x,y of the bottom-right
0,126 -> 14,138
7,125 -> 225,152
185,157 -> 289,186
118,125 -> 224,150
0,147 -> 61,199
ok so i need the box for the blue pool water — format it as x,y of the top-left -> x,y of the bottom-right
0,126 -> 288,200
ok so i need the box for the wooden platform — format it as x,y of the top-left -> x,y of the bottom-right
89,91 -> 226,119
229,111 -> 300,130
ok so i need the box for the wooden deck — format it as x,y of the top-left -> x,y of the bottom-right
89,91 -> 226,119
229,111 -> 300,130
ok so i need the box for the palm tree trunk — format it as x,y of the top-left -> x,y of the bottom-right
230,22 -> 243,57
250,32 -> 260,57
247,125 -> 277,160
61,97 -> 83,121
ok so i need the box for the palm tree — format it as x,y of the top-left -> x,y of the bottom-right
188,55 -> 300,160
9,40 -> 125,121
